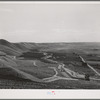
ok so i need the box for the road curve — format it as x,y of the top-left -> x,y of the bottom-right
42,55 -> 84,82
43,66 -> 78,82
39,54 -> 100,82
33,61 -> 38,67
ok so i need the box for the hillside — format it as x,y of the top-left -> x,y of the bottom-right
0,39 -> 37,56
1,39 -> 100,56
0,39 -> 100,89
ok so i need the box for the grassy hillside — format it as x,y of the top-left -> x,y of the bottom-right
0,39 -> 100,89
0,39 -> 37,56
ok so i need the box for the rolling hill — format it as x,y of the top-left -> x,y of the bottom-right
0,39 -> 100,89
0,39 -> 37,56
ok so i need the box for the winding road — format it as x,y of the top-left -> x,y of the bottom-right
79,55 -> 100,76
42,55 -> 83,82
32,54 -> 100,82
33,61 -> 38,67
43,66 -> 78,82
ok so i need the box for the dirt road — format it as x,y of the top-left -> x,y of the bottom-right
33,61 -> 38,67
33,54 -> 100,82
79,55 -> 100,76
42,55 -> 84,82
43,65 -> 78,82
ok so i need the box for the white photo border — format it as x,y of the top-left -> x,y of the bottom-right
0,1 -> 100,99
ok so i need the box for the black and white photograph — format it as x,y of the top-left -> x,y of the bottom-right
0,1 -> 100,89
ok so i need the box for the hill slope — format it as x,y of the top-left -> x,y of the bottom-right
0,39 -> 37,56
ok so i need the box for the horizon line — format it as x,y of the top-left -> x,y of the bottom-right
0,39 -> 100,44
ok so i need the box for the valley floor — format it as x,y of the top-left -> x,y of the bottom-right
0,55 -> 100,89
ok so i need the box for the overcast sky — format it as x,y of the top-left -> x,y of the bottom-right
0,2 -> 100,43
